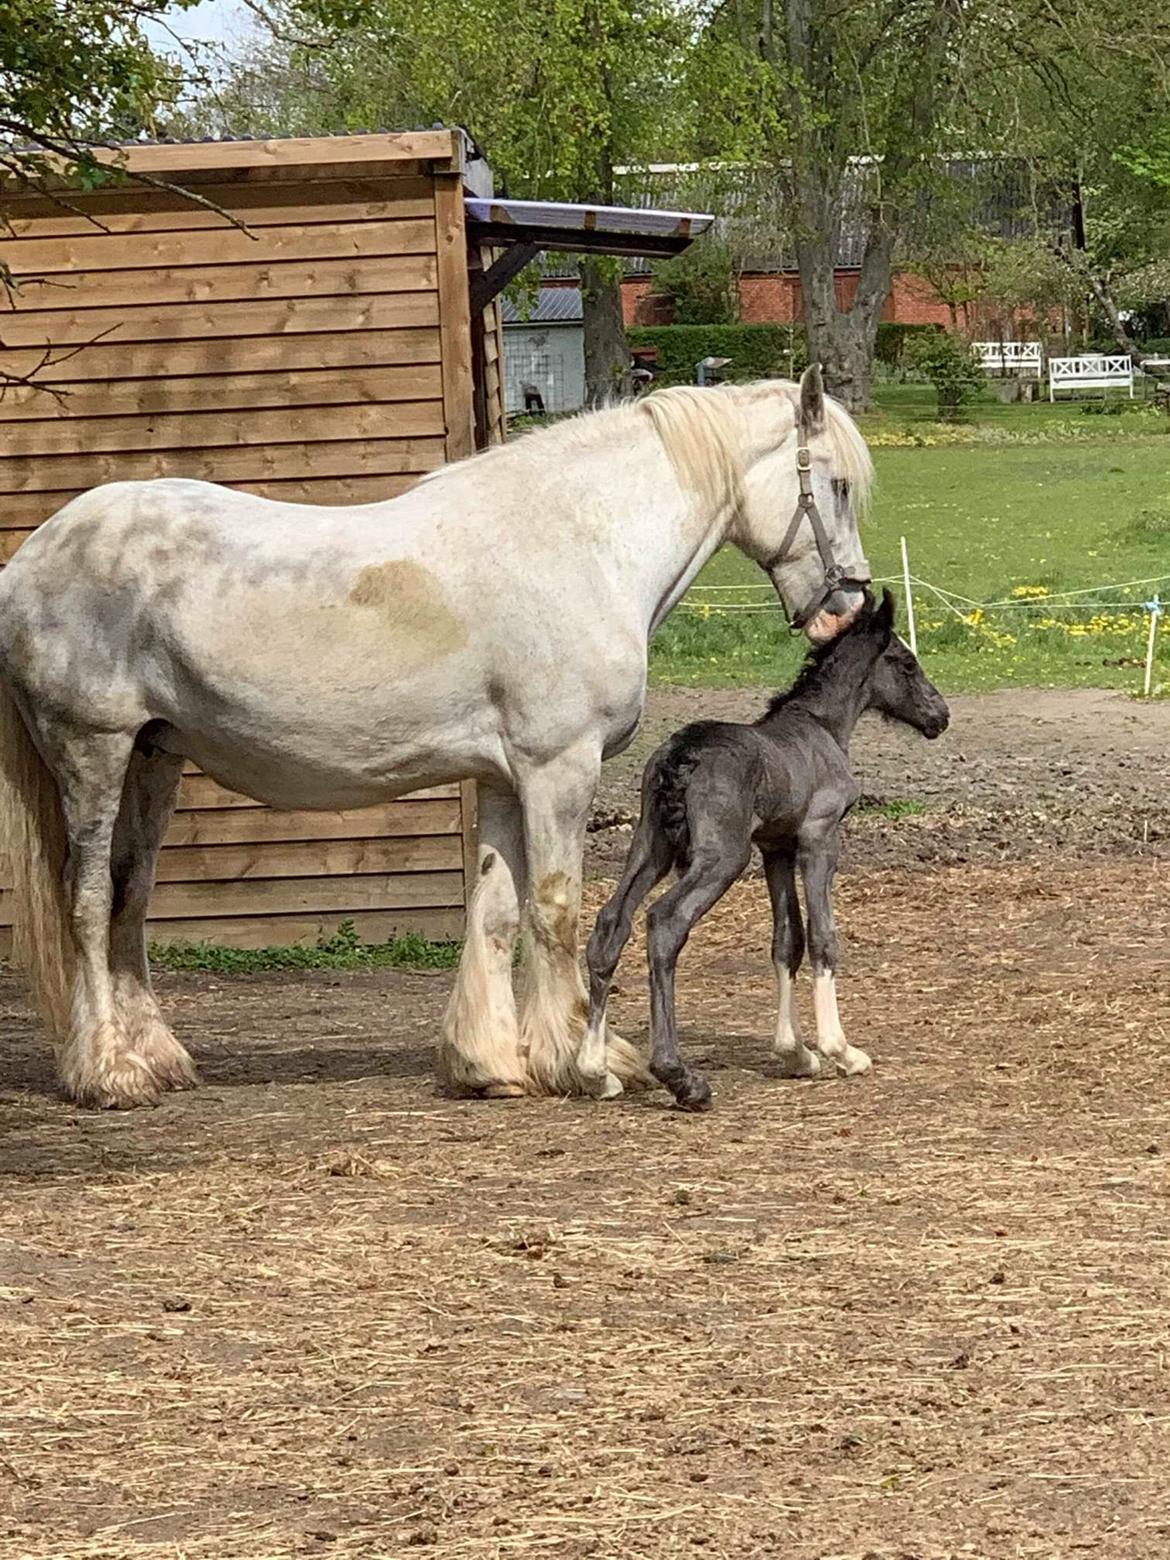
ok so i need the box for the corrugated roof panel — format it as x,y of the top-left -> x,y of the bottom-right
499,287 -> 583,325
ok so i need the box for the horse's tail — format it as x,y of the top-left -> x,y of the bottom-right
0,680 -> 72,1040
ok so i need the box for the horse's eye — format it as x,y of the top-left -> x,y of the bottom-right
831,479 -> 850,505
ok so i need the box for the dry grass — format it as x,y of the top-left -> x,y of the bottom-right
2,860 -> 1169,1558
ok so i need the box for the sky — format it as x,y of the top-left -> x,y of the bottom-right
144,0 -> 253,58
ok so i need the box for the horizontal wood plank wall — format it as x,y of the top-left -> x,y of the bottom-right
0,151 -> 474,947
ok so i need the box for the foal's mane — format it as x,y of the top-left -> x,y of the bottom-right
760,610 -> 882,719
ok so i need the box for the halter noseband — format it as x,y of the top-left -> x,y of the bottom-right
761,443 -> 870,630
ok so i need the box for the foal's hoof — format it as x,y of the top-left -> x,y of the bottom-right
836,1045 -> 873,1077
774,1045 -> 822,1079
582,1070 -> 624,1101
674,1074 -> 713,1113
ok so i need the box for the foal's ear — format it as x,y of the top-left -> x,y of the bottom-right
875,587 -> 896,634
799,363 -> 826,437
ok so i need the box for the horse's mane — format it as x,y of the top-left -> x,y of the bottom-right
642,380 -> 874,513
639,385 -> 749,514
417,380 -> 873,512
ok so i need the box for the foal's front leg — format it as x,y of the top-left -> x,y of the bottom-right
798,827 -> 872,1076
762,846 -> 820,1078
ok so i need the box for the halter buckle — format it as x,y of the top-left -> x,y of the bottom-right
795,446 -> 812,473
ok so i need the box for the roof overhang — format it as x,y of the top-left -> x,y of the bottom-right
465,196 -> 714,311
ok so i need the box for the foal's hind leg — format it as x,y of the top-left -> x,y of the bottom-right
108,744 -> 197,1097
646,844 -> 750,1110
799,829 -> 872,1077
579,816 -> 672,1097
762,846 -> 820,1079
34,725 -> 161,1107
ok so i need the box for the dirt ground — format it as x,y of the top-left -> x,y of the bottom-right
588,685 -> 1170,874
1,688 -> 1168,1560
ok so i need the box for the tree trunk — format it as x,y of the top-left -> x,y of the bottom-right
796,224 -> 892,411
580,257 -> 630,404
1052,245 -> 1155,369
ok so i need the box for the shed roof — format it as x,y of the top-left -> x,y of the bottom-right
6,129 -> 486,191
466,196 -> 712,258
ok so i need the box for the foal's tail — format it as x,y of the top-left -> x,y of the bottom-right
0,681 -> 72,1041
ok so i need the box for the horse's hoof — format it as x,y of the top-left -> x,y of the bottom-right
480,1080 -> 528,1099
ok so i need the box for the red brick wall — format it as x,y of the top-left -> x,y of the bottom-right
621,268 -> 962,328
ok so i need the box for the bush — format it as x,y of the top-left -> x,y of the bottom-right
905,329 -> 986,419
874,323 -> 941,370
1141,337 -> 1170,355
627,323 -> 807,386
649,237 -> 740,325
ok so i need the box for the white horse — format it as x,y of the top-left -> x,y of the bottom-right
0,369 -> 872,1109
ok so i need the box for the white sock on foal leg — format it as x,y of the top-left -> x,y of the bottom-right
772,965 -> 821,1077
576,1010 -> 624,1099
811,967 -> 871,1076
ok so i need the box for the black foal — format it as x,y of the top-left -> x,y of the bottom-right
581,590 -> 949,1109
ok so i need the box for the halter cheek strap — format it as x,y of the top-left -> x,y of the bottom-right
760,444 -> 870,629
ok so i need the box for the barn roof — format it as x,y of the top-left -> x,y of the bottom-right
499,287 -> 583,325
540,157 -> 1075,278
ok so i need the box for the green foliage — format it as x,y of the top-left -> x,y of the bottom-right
856,797 -> 929,819
651,397 -> 1170,693
0,1 -> 192,166
650,236 -> 740,325
905,331 -> 987,419
0,0 -> 198,303
874,325 -> 941,371
196,0 -> 691,205
149,921 -> 462,974
627,323 -> 806,385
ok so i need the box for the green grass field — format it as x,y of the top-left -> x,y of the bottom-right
650,388 -> 1170,692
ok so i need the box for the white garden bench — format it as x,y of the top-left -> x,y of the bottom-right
1048,354 -> 1134,401
973,341 -> 1042,378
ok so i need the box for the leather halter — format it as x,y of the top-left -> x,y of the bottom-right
760,443 -> 871,630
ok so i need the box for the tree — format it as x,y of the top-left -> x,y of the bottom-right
0,1 -> 202,203
686,0 -> 1170,407
650,233 -> 740,324
688,0 -> 1002,409
906,329 -> 986,420
980,2 -> 1170,363
193,0 -> 693,402
0,1 -> 204,388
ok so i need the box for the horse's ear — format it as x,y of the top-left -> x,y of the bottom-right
876,587 -> 896,632
799,363 -> 826,437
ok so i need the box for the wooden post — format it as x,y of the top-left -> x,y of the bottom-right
459,779 -> 479,910
433,172 -> 476,463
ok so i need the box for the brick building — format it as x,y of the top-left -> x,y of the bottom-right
542,159 -> 1073,333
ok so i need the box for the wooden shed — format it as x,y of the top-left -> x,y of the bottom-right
0,131 -> 709,948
